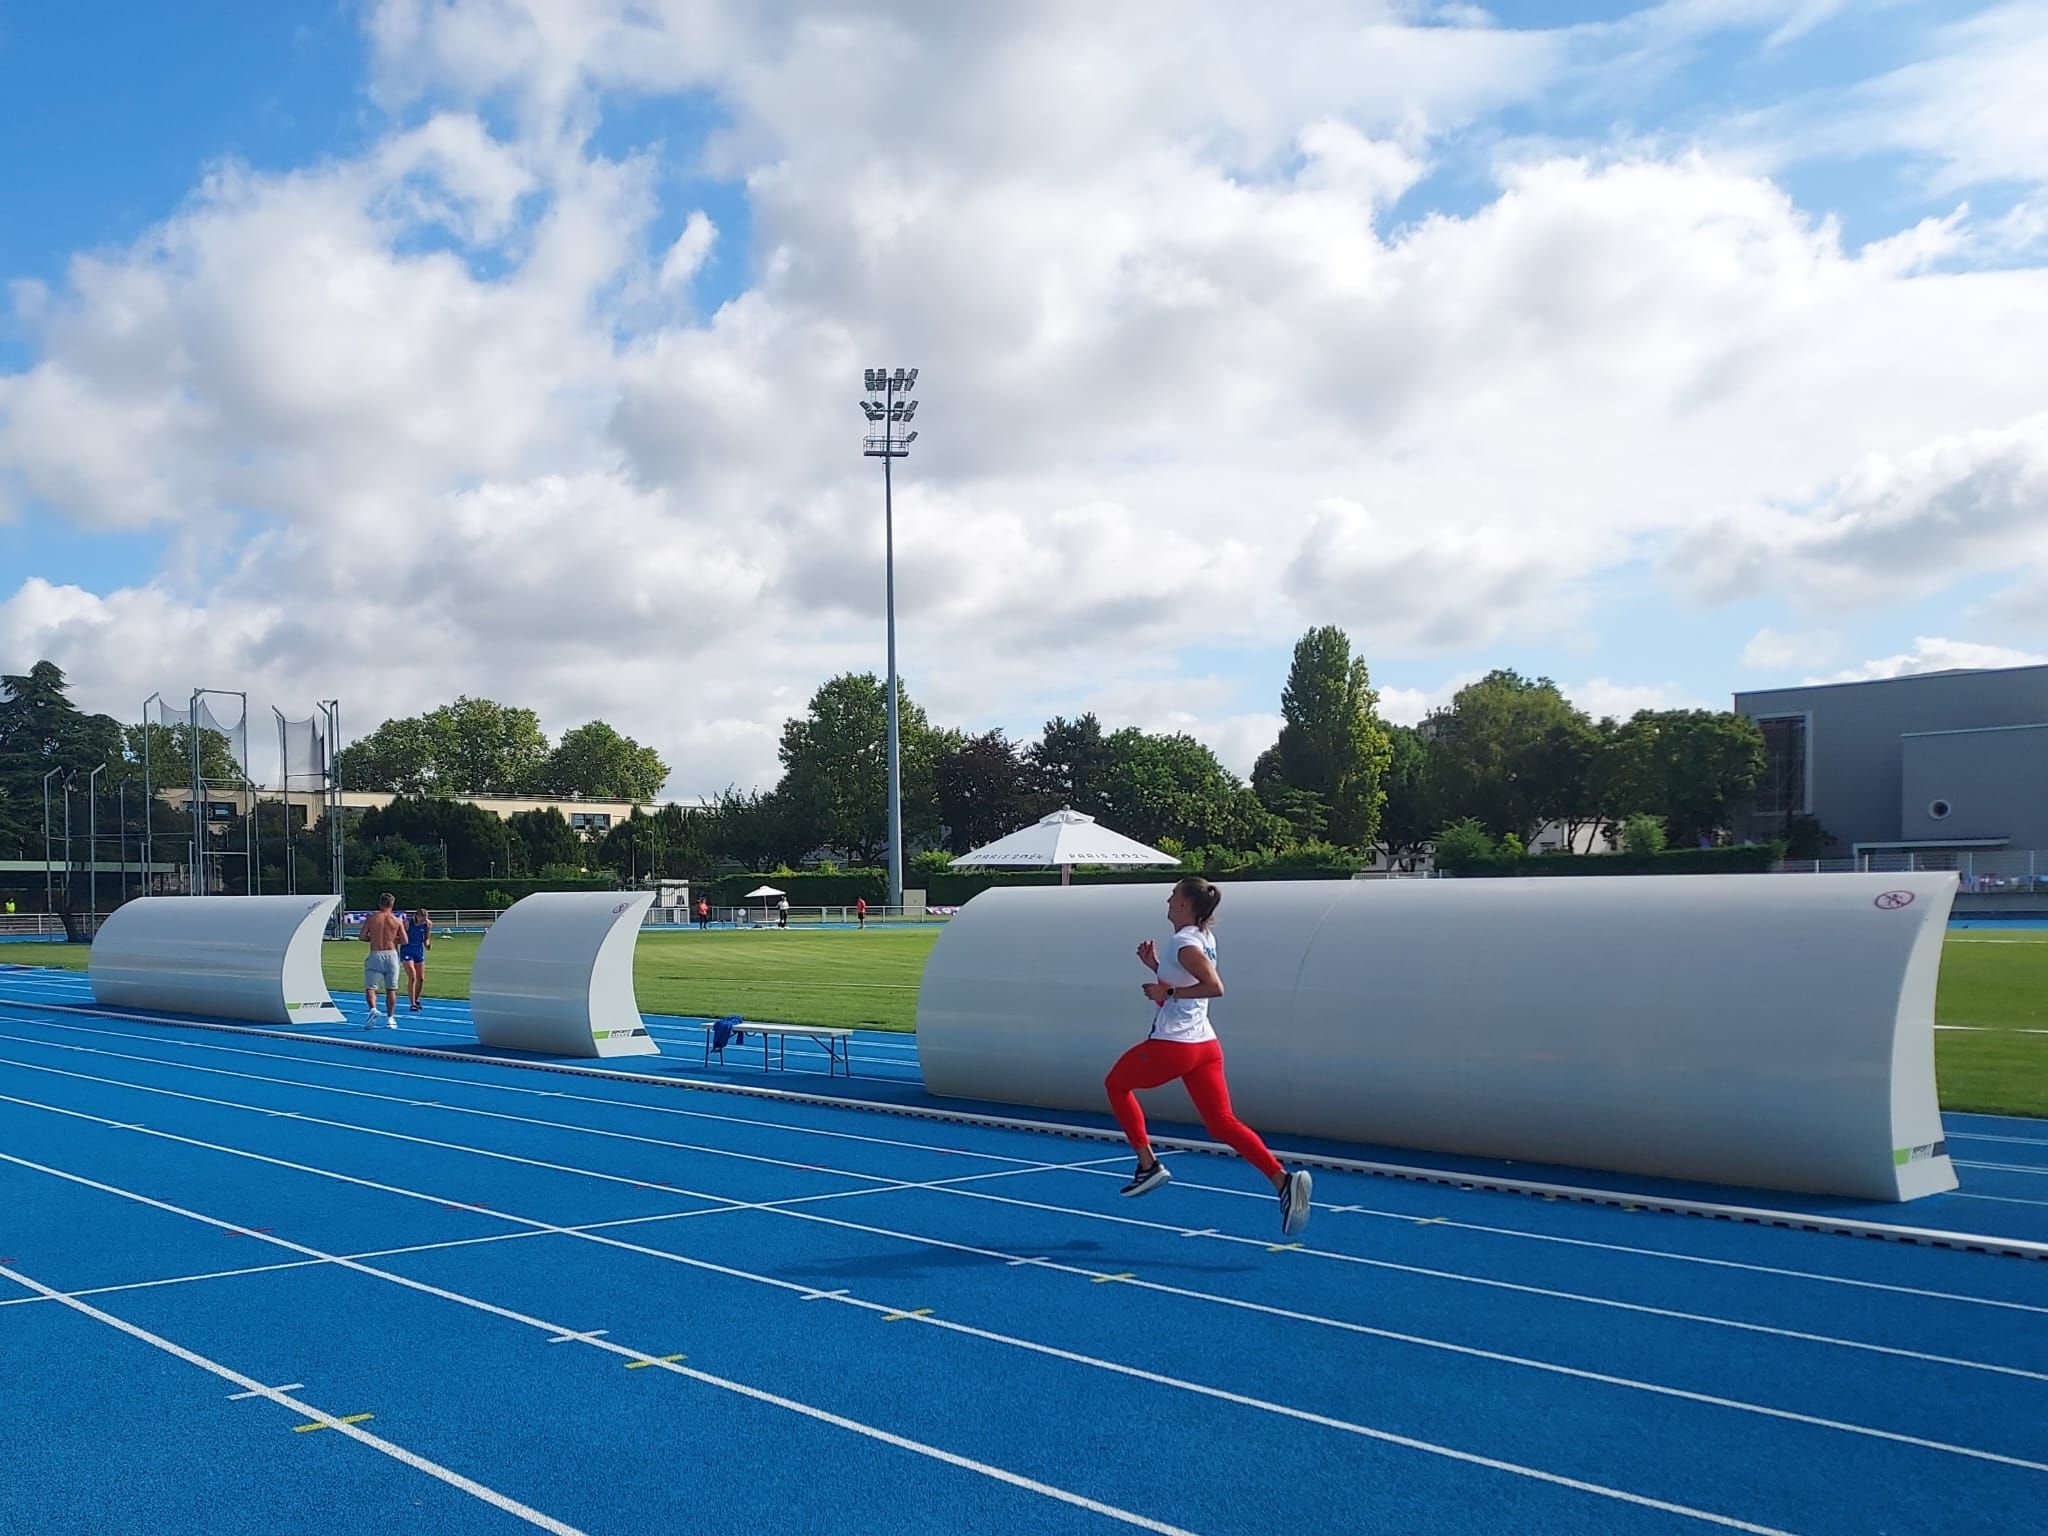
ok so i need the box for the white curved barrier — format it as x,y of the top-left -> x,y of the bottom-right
917,873 -> 1960,1202
90,895 -> 346,1026
470,892 -> 659,1058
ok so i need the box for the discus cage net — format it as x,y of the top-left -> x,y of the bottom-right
274,701 -> 344,906
140,689 -> 254,896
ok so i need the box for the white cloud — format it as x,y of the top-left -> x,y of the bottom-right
1564,677 -> 1710,719
9,2 -> 2048,798
1811,636 -> 2048,684
1742,626 -> 1841,670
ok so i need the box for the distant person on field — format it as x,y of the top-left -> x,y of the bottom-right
696,896 -> 711,930
855,895 -> 867,930
777,895 -> 789,928
400,907 -> 433,1012
359,893 -> 405,1028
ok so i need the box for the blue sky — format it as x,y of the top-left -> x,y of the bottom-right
4,1 -> 2045,792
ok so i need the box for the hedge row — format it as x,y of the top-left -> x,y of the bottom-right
1443,844 -> 1785,878
344,876 -> 611,910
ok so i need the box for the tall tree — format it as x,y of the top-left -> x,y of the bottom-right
1253,626 -> 1396,849
0,663 -> 125,861
335,697 -> 550,795
1605,710 -> 1767,846
1100,728 -> 1283,853
935,729 -> 1050,854
1027,714 -> 1116,818
1373,724 -> 1437,870
775,673 -> 941,863
1426,670 -> 1591,841
544,721 -> 669,801
506,806 -> 582,874
123,721 -> 245,788
705,787 -> 802,870
357,796 -> 514,880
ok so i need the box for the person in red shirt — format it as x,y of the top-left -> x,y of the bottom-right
855,896 -> 868,930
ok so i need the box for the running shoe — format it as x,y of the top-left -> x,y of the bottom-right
1121,1161 -> 1171,1198
1279,1168 -> 1313,1235
386,1014 -> 399,1029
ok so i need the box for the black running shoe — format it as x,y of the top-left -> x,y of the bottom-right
1279,1168 -> 1313,1235
1121,1162 -> 1172,1198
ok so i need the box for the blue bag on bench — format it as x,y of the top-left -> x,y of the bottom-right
710,1014 -> 745,1051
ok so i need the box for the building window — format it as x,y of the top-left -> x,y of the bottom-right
570,812 -> 612,832
1928,799 -> 1951,820
1754,715 -> 1808,818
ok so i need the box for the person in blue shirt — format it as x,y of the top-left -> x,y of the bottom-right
399,907 -> 433,1012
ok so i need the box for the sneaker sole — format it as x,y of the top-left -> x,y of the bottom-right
1282,1171 -> 1314,1235
1121,1170 -> 1172,1198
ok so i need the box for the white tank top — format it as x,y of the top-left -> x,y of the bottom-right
1150,925 -> 1217,1044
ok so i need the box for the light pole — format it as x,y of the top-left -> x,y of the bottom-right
860,366 -> 920,911
60,767 -> 76,916
42,767 -> 63,913
88,762 -> 106,931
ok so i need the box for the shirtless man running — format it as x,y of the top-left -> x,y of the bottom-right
360,893 -> 406,1028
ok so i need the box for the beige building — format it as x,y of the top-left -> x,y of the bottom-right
157,787 -> 711,834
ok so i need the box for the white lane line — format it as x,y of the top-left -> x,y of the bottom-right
227,1382 -> 303,1400
8,992 -> 2038,1261
2,1055 -> 2040,1386
1048,1166 -> 2048,1318
15,1016 -> 2047,1310
1950,1132 -> 2048,1147
1957,1161 -> 2048,1177
0,1030 -> 1095,1193
753,1198 -> 2048,1475
0,1149 -> 1788,1536
0,1260 -> 585,1534
0,1155 -> 1197,1536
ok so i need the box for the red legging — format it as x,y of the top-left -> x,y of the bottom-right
1104,1038 -> 1282,1182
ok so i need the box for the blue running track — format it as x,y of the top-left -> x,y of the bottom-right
1,966 -> 2046,1534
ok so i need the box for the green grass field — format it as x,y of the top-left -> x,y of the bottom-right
21,927 -> 2047,1115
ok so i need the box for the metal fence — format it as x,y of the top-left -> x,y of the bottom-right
1773,849 -> 2047,892
326,904 -> 944,936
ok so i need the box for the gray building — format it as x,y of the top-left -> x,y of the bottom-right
1733,664 -> 2048,856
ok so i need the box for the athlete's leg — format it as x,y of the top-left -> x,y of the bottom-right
1104,1039 -> 1198,1166
1179,1041 -> 1285,1185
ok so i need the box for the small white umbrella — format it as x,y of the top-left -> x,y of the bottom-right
742,884 -> 785,922
950,808 -> 1180,886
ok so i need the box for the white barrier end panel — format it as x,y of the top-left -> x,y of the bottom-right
91,895 -> 345,1026
470,892 -> 660,1059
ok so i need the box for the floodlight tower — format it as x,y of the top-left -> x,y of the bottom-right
860,367 -> 920,911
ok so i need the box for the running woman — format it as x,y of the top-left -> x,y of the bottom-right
1105,876 -> 1312,1234
400,907 -> 432,1012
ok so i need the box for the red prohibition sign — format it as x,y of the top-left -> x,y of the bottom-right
1874,890 -> 1915,910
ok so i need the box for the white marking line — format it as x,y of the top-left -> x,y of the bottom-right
1055,1166 -> 2048,1319
546,1330 -> 608,1345
1950,1131 -> 2048,1147
7,994 -> 2038,1261
0,1157 -> 1196,1536
1937,1026 -> 2048,1034
0,1260 -> 585,1535
3,1052 -> 2041,1387
752,1198 -> 2048,1474
8,1092 -> 2045,1497
1958,1161 -> 2048,1177
13,1017 -> 2045,1316
0,1029 -> 1115,1196
1955,1191 -> 2048,1208
228,1382 -> 303,1400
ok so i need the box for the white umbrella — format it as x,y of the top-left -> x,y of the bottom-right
741,884 -> 785,923
950,808 -> 1180,886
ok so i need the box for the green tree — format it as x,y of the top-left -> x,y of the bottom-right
1027,714 -> 1117,818
506,806 -> 581,875
543,721 -> 669,801
1099,728 -> 1283,853
356,796 -> 513,880
775,674 -> 941,863
0,663 -> 125,863
1252,626 -> 1395,849
1373,724 -> 1437,870
936,729 -> 1050,854
124,721 -> 245,787
705,787 -> 803,870
1431,816 -> 1497,873
1426,670 -> 1590,841
1620,813 -> 1668,856
1606,710 -> 1767,846
335,697 -> 549,795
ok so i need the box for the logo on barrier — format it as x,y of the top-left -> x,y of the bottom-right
612,901 -> 631,915
1874,889 -> 1915,910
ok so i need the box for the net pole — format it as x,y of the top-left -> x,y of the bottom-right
189,692 -> 204,896
141,693 -> 159,897
274,707 -> 293,895
239,691 -> 256,896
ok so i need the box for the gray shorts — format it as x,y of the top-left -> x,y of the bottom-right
364,950 -> 402,989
